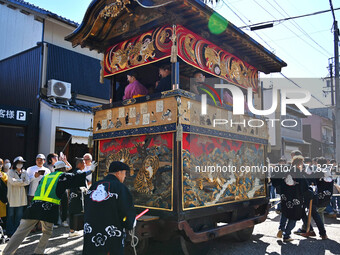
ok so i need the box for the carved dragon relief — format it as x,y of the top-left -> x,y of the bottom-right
99,0 -> 131,19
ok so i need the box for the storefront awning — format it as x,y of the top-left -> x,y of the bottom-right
59,128 -> 91,145
282,136 -> 310,145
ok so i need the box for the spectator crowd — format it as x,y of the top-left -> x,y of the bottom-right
0,152 -> 95,242
0,149 -> 339,253
269,151 -> 340,242
0,152 -> 134,255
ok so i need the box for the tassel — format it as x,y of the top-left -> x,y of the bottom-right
170,25 -> 177,63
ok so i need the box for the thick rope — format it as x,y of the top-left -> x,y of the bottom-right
129,228 -> 139,255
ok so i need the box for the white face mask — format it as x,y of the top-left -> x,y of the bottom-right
4,163 -> 11,169
16,163 -> 23,169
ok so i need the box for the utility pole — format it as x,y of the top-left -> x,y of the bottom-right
330,0 -> 340,162
329,62 -> 336,156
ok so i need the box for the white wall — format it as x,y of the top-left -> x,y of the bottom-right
0,5 -> 103,61
39,101 -> 93,157
39,102 -> 54,155
0,5 -> 42,60
44,19 -> 103,60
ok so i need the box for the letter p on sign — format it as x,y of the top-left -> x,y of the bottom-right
16,111 -> 26,121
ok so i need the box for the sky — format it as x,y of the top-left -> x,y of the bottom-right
24,0 -> 340,108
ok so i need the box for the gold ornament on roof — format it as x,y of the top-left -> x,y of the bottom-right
100,0 -> 131,19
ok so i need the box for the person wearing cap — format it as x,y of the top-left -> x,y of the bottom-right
26,154 -> 51,233
6,156 -> 30,237
2,160 -> 97,255
83,161 -> 136,255
122,70 -> 148,100
27,154 -> 51,205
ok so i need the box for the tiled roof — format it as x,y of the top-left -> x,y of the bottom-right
42,99 -> 93,114
3,0 -> 78,27
310,108 -> 333,120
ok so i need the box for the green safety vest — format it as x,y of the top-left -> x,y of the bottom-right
33,171 -> 63,205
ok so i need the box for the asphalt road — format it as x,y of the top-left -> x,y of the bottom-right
1,210 -> 339,255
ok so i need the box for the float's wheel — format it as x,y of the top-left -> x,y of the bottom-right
230,226 -> 254,242
180,236 -> 210,255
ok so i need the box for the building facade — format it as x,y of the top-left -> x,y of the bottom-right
0,0 -> 110,165
303,108 -> 334,160
263,88 -> 310,163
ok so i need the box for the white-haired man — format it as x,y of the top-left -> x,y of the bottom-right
83,153 -> 93,187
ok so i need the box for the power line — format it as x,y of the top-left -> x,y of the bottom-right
220,0 -> 317,76
220,0 -> 275,51
270,0 -> 331,56
239,7 -> 340,29
249,0 -> 330,58
218,1 -> 329,105
279,72 -> 326,106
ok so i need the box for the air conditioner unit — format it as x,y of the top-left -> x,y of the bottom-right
47,79 -> 72,99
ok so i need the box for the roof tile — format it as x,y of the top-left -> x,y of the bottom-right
5,0 -> 78,27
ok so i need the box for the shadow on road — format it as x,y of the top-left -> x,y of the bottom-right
278,237 -> 340,255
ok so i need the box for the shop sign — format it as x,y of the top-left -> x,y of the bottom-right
0,105 -> 31,125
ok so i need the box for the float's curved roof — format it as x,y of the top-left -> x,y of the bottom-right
66,0 -> 287,74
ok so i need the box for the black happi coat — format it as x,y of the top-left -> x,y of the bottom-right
316,178 -> 333,207
304,167 -> 333,208
83,174 -> 136,255
69,168 -> 85,214
23,171 -> 87,224
273,174 -> 311,221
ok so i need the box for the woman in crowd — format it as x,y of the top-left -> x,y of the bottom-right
6,156 -> 30,237
3,159 -> 11,173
